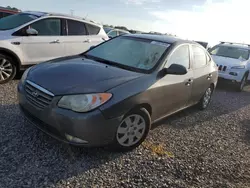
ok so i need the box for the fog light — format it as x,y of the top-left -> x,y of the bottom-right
65,133 -> 88,144
229,72 -> 238,76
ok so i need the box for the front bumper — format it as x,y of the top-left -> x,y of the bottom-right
218,70 -> 244,83
18,82 -> 123,147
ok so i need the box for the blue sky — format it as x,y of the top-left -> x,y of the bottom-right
2,0 -> 250,45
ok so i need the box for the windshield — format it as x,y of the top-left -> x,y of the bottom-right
104,27 -> 113,33
0,13 -> 38,30
210,45 -> 250,60
85,36 -> 170,72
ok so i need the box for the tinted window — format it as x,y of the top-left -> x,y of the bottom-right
67,19 -> 87,35
0,13 -> 38,30
108,30 -> 117,38
86,23 -> 100,35
166,45 -> 190,69
86,37 -> 170,71
30,18 -> 61,36
192,46 -> 207,69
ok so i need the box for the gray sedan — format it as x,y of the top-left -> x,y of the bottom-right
18,34 -> 218,151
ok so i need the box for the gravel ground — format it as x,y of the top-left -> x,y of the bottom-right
0,80 -> 250,188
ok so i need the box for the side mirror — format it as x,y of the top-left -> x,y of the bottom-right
26,28 -> 38,36
165,64 -> 187,75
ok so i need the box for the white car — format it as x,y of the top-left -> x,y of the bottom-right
210,42 -> 250,91
0,11 -> 109,84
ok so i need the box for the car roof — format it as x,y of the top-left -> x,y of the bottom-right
22,11 -> 101,27
216,43 -> 250,50
124,34 -> 193,44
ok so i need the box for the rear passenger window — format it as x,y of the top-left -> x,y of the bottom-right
192,46 -> 207,69
85,23 -> 100,35
166,45 -> 190,69
67,19 -> 87,35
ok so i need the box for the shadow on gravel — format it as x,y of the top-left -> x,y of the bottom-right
0,104 -> 123,187
152,83 -> 250,130
240,119 -> 250,144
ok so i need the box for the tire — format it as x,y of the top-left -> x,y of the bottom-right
198,86 -> 214,110
110,108 -> 151,152
0,54 -> 17,84
237,74 -> 248,92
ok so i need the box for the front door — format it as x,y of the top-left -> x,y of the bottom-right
21,18 -> 65,65
152,44 -> 194,120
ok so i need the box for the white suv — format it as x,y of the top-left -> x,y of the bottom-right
0,11 -> 109,84
210,42 -> 250,91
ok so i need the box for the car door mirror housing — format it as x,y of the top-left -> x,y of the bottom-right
26,28 -> 38,36
165,64 -> 187,75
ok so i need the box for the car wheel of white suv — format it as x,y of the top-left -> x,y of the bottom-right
237,74 -> 248,92
0,54 -> 16,84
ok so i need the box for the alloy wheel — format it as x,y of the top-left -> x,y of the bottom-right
116,114 -> 146,147
0,58 -> 13,82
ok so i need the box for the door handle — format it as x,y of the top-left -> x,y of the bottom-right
83,39 -> 91,43
50,39 -> 60,44
185,79 -> 193,86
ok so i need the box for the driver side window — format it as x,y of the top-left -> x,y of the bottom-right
166,45 -> 190,69
29,18 -> 61,36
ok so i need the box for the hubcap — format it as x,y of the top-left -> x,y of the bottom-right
116,114 -> 146,147
0,58 -> 12,81
203,88 -> 212,108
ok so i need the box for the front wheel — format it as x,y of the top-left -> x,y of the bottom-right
0,54 -> 17,84
237,74 -> 248,92
198,86 -> 213,110
111,108 -> 151,151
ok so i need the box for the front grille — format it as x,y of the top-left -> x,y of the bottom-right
217,64 -> 227,71
25,81 -> 54,109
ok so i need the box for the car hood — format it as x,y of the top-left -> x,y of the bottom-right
28,56 -> 144,95
0,30 -> 13,40
211,55 -> 247,67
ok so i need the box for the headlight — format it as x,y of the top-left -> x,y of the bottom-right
231,65 -> 245,69
21,67 -> 31,84
58,93 -> 112,112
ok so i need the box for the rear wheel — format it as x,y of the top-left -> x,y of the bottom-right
198,86 -> 213,110
0,54 -> 16,84
111,108 -> 151,151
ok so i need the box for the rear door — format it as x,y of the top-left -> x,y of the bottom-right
64,19 -> 103,55
20,18 -> 65,65
189,45 -> 211,104
153,44 -> 194,119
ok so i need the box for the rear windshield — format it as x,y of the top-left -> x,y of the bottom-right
210,45 -> 250,60
0,13 -> 38,30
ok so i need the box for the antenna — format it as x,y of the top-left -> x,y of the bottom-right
70,9 -> 74,16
